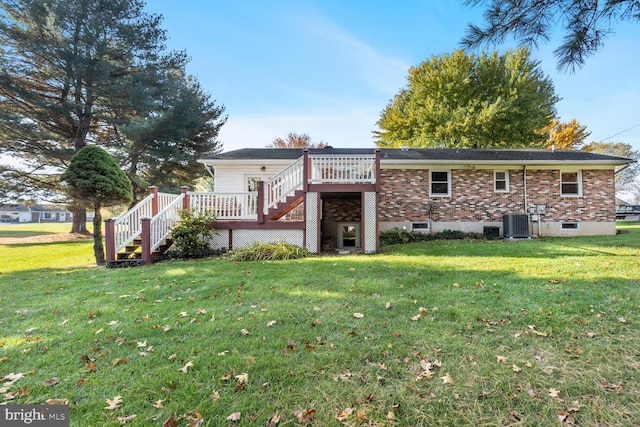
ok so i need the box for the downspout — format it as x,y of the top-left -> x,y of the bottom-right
523,165 -> 527,213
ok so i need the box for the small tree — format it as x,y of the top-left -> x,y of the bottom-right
267,132 -> 327,149
60,146 -> 133,266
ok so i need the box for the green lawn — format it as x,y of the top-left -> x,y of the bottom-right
1,223 -> 639,426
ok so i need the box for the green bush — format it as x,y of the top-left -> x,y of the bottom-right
379,227 -> 486,246
167,210 -> 220,259
228,241 -> 309,262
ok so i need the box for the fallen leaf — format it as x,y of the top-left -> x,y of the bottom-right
266,410 -> 281,426
162,415 -> 179,427
385,302 -> 392,309
105,395 -> 123,410
600,382 -> 623,392
168,353 -> 177,360
512,364 -> 522,372
179,311 -> 189,317
117,414 -> 137,424
496,355 -> 507,363
45,398 -> 69,405
43,377 -> 60,387
548,388 -> 561,399
353,313 -> 364,318
211,390 -> 220,400
235,373 -> 249,384
196,308 -> 207,315
266,320 -> 277,327
241,329 -> 250,335
187,412 -> 204,427
136,340 -> 147,348
294,408 -> 316,424
107,320 -> 119,326
180,361 -> 194,373
335,407 -> 353,421
227,412 -> 241,422
150,399 -> 164,408
440,373 -> 454,385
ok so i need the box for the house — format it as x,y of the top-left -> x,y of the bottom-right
0,204 -> 31,222
28,205 -> 71,222
104,147 -> 633,264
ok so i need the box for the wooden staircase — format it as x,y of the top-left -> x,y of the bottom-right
108,238 -> 173,267
264,190 -> 304,221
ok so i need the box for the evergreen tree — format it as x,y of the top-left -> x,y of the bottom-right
0,0 -> 225,228
60,145 -> 133,266
462,0 -> 640,71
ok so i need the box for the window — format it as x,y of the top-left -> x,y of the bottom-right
494,171 -> 509,192
561,171 -> 581,196
430,171 -> 450,196
561,222 -> 579,230
411,222 -> 430,233
247,177 -> 261,192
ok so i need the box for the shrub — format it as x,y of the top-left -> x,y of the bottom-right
379,228 -> 486,246
166,210 -> 219,259
228,241 -> 309,262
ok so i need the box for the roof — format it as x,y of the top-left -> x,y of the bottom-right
200,147 -> 634,165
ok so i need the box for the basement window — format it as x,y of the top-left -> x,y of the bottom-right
411,222 -> 430,233
561,222 -> 580,230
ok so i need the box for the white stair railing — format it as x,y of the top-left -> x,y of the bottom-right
264,157 -> 304,213
189,192 -> 258,220
149,194 -> 185,253
112,194 -> 154,253
112,192 -> 181,253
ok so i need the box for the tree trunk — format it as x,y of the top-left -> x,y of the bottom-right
93,207 -> 105,266
71,206 -> 87,233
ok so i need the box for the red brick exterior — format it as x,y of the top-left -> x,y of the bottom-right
322,197 -> 361,222
378,168 -> 615,223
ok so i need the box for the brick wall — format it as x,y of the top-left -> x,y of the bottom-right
323,197 -> 361,222
378,168 -> 615,223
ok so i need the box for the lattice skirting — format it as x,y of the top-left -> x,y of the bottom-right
207,229 -> 305,250
363,192 -> 378,253
207,229 -> 230,250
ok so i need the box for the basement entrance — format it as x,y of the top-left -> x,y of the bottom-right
338,223 -> 360,248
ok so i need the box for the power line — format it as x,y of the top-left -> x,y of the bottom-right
599,122 -> 640,142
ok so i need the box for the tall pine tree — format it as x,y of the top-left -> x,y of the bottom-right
0,0 -> 225,230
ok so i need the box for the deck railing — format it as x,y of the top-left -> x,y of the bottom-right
189,192 -> 258,220
264,157 -> 304,213
309,154 -> 376,183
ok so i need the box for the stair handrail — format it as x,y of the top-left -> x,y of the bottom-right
264,156 -> 304,214
112,193 -> 155,254
149,194 -> 185,253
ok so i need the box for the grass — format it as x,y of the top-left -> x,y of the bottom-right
1,222 -> 639,426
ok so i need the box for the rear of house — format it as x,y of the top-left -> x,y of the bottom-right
106,147 -> 633,264
199,148 -> 630,250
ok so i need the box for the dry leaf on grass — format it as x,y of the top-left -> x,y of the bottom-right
105,395 -> 123,410
266,410 -> 280,426
440,373 -> 454,385
187,412 -> 204,427
227,412 -> 241,422
179,361 -> 194,373
43,377 -> 60,387
117,414 -> 136,424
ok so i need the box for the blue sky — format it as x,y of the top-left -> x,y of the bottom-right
145,0 -> 640,153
